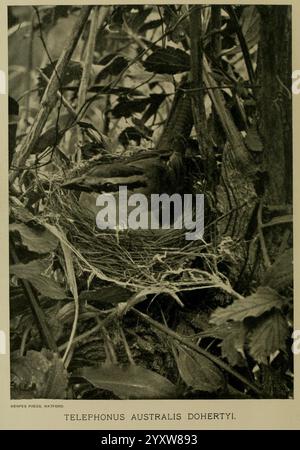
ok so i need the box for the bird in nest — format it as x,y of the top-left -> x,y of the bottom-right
61,81 -> 197,197
61,148 -> 187,197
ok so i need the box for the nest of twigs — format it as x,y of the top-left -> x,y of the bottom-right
42,181 -> 233,300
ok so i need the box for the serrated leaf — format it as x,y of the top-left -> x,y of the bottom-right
75,364 -> 177,399
197,322 -> 246,367
143,47 -> 190,74
10,260 -> 66,300
262,248 -> 293,291
220,323 -> 247,367
11,349 -> 68,399
210,287 -> 285,325
95,55 -> 128,83
249,310 -> 289,364
173,345 -> 224,392
10,223 -> 59,254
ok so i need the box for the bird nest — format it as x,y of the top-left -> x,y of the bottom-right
43,186 -> 232,300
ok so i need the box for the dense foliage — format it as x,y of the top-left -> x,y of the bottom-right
9,5 -> 293,400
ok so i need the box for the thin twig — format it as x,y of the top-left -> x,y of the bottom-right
38,71 -> 106,147
119,326 -> 135,365
20,325 -> 31,357
24,11 -> 34,126
99,322 -> 118,364
38,70 -> 76,118
58,311 -> 117,352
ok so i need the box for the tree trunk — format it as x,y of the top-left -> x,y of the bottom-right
257,6 -> 292,204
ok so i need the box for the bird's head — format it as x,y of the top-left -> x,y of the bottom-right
61,150 -> 185,196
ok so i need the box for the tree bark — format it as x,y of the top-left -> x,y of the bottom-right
257,6 -> 292,204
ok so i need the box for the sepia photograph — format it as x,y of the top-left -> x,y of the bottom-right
7,3 -> 293,402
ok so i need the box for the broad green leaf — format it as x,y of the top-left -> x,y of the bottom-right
210,287 -> 285,325
249,310 -> 289,364
262,248 -> 293,291
199,322 -> 246,366
10,260 -> 66,300
173,345 -> 225,392
75,364 -> 178,399
30,276 -> 66,300
94,55 -> 128,83
220,323 -> 247,367
11,205 -> 34,223
10,258 -> 49,277
10,223 -> 59,254
143,47 -> 190,74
